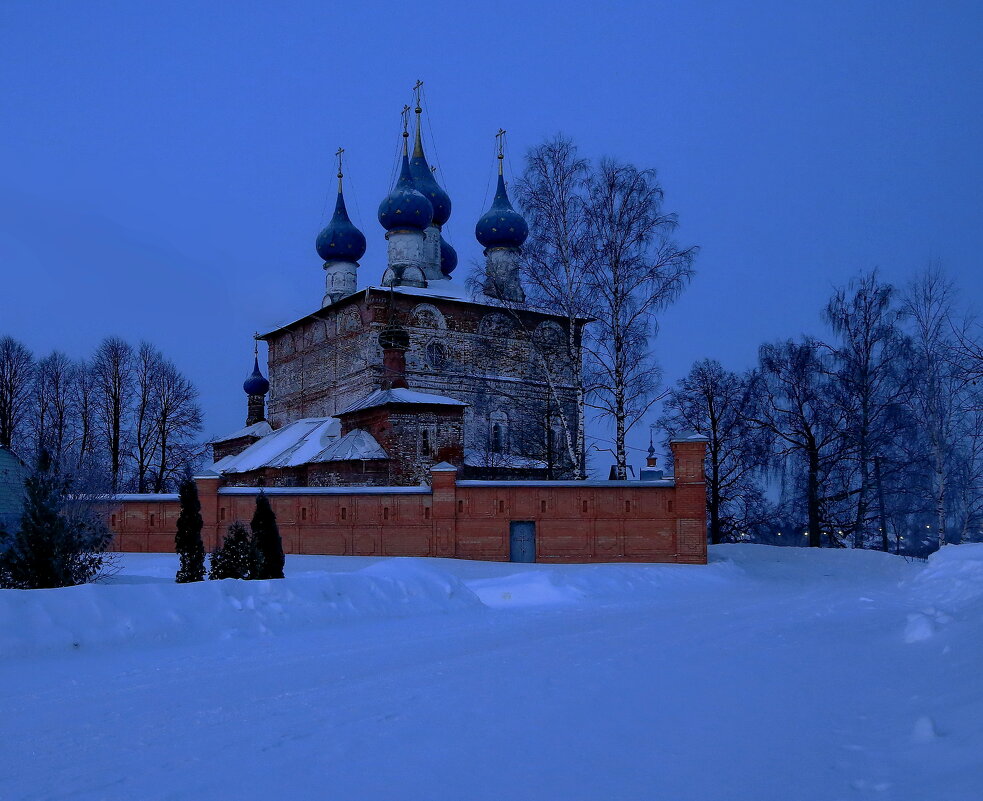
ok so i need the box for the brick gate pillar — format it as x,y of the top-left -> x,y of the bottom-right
670,434 -> 709,563
430,462 -> 458,558
194,470 -> 222,552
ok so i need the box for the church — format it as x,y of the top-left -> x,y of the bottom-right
107,90 -> 709,564
211,96 -> 585,488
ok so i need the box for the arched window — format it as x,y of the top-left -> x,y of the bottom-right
491,424 -> 503,453
421,427 -> 432,457
489,411 -> 508,454
410,303 -> 446,330
426,340 -> 447,370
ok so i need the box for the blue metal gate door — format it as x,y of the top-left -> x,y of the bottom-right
509,521 -> 536,562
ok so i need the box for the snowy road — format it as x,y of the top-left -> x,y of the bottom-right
1,545 -> 981,800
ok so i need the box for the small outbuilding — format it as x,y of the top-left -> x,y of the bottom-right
0,447 -> 28,532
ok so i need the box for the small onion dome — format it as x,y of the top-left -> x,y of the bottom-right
243,355 -> 269,396
475,172 -> 528,249
439,235 -> 458,276
378,150 -> 433,232
409,126 -> 451,227
316,186 -> 366,262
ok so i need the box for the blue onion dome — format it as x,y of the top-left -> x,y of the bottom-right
475,168 -> 528,249
316,178 -> 366,262
440,235 -> 458,276
409,117 -> 451,227
243,355 -> 269,396
378,140 -> 433,232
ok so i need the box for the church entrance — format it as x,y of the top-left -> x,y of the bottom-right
509,521 -> 536,563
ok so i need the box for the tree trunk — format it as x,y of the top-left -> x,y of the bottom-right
807,446 -> 822,547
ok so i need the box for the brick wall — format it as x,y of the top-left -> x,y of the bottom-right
107,440 -> 707,564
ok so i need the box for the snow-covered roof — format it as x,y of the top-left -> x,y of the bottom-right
338,387 -> 467,416
209,420 -> 273,445
670,431 -> 710,443
211,417 -> 387,475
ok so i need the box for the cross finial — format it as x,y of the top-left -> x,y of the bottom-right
335,147 -> 345,192
413,79 -> 424,113
495,128 -> 506,174
253,335 -> 259,357
401,105 -> 411,135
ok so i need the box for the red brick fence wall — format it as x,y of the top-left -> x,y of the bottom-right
107,439 -> 707,564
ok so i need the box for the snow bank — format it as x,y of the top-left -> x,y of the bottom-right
467,560 -> 743,608
907,542 -> 983,609
0,559 -> 483,659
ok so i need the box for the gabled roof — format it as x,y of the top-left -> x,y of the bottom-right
337,387 -> 467,416
211,417 -> 387,475
209,420 -> 273,445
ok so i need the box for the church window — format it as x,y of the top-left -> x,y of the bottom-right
410,304 -> 446,330
489,411 -> 508,454
426,341 -> 447,370
420,427 -> 432,457
479,312 -> 517,340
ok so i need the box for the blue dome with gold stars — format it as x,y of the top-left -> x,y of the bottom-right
475,172 -> 528,249
379,149 -> 433,232
440,235 -> 458,276
243,355 -> 269,396
409,127 -> 451,227
316,186 -> 366,262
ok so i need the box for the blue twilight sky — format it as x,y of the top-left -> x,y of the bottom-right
2,1 -> 981,466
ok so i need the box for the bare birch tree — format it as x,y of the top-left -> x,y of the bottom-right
515,136 -> 592,477
658,360 -> 769,544
900,267 -> 969,548
821,271 -> 910,550
71,357 -> 98,473
133,342 -> 164,493
91,337 -> 135,493
0,336 -> 34,451
32,351 -> 75,465
748,339 -> 848,547
151,359 -> 203,492
581,159 -> 696,479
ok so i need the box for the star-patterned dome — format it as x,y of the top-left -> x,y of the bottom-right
378,142 -> 433,233
440,235 -> 458,276
475,170 -> 528,249
316,181 -> 366,262
409,119 -> 451,227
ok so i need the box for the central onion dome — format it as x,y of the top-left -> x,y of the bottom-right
409,115 -> 451,227
316,179 -> 366,262
475,167 -> 528,249
378,140 -> 433,232
440,235 -> 458,276
243,355 -> 269,396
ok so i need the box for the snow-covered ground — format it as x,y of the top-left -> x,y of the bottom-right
1,545 -> 981,800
